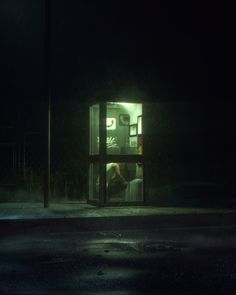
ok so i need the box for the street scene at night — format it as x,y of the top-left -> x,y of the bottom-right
0,0 -> 236,294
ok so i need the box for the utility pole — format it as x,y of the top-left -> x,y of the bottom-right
43,0 -> 51,208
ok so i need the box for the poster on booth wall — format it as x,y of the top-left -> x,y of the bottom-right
137,135 -> 143,154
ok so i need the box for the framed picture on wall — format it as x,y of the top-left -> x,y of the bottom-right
137,115 -> 142,135
129,124 -> 137,137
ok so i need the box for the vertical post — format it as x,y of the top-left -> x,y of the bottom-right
23,138 -> 26,182
12,144 -> 16,180
17,143 -> 21,178
99,102 -> 107,205
142,104 -> 146,205
43,0 -> 51,208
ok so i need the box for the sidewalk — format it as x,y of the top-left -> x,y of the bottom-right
2,201 -> 236,219
1,202 -> 236,235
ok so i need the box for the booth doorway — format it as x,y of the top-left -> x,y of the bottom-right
88,102 -> 144,205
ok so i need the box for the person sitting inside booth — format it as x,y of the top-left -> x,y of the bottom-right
106,163 -> 128,198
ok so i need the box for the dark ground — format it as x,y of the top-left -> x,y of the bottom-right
1,226 -> 236,294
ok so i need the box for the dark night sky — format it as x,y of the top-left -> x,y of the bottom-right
0,0 -> 235,126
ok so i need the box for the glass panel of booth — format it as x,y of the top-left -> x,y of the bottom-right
106,162 -> 143,202
106,102 -> 143,155
89,104 -> 99,155
88,163 -> 99,201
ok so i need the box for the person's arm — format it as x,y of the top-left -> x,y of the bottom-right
111,163 -> 126,181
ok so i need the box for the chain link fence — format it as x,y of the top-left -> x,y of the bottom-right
0,133 -> 44,202
0,100 -> 88,203
51,100 -> 88,202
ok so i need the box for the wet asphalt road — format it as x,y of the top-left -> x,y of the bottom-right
1,226 -> 236,294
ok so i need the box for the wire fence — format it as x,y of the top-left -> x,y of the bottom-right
0,100 -> 88,203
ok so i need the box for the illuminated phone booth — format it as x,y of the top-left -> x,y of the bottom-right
89,101 -> 144,205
